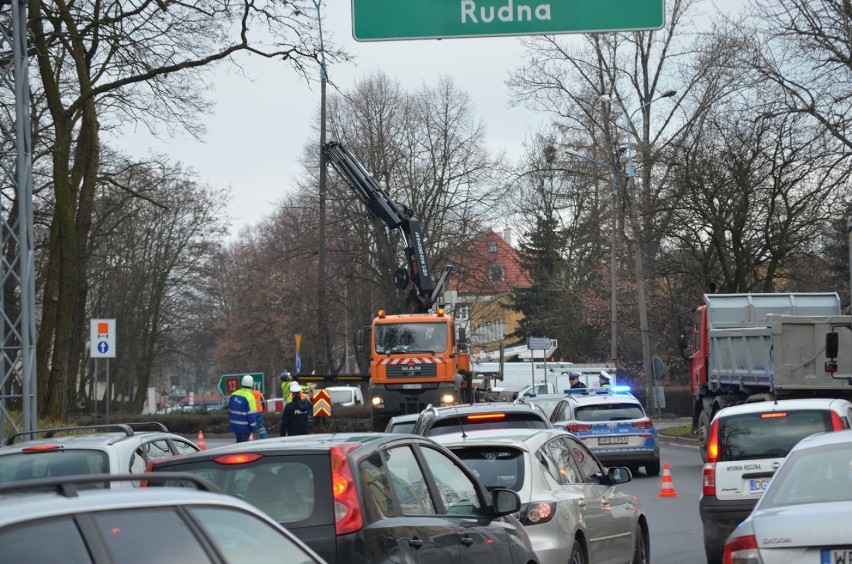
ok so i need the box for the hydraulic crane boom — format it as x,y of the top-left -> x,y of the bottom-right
323,141 -> 452,312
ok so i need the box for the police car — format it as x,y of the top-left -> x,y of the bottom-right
549,387 -> 660,476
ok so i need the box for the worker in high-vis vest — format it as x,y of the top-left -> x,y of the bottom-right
250,385 -> 268,439
280,372 -> 292,405
229,375 -> 258,443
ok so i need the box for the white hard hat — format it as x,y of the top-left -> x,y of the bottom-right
289,381 -> 302,393
241,375 -> 254,387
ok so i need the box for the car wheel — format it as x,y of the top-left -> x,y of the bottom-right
631,525 -> 648,564
644,460 -> 661,476
568,538 -> 585,564
698,411 -> 711,463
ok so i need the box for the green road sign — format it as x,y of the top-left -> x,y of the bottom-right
352,0 -> 665,41
219,372 -> 264,395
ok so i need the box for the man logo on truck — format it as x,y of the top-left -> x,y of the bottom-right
401,365 -> 423,373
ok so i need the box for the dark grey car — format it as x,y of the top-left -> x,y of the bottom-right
148,432 -> 539,564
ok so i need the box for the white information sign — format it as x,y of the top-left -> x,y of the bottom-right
90,318 -> 116,358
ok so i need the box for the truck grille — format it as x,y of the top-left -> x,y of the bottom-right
385,363 -> 438,378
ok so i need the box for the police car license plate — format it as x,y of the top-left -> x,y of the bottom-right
747,478 -> 770,494
598,436 -> 628,445
821,548 -> 852,564
402,384 -> 422,390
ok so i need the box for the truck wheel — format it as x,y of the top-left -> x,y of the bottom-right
698,412 -> 711,463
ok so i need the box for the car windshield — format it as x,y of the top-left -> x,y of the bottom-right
574,402 -> 645,422
329,389 -> 354,405
426,413 -> 549,436
0,450 -> 109,488
375,322 -> 448,354
717,409 -> 833,462
151,454 -> 333,528
758,442 -> 852,508
528,398 -> 563,418
449,446 -> 525,491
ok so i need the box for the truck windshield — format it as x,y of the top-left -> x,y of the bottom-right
375,322 -> 448,354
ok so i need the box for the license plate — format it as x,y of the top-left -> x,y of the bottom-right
822,548 -> 852,564
401,384 -> 422,390
747,478 -> 770,494
598,436 -> 628,445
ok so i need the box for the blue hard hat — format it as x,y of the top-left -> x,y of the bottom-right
280,372 -> 291,381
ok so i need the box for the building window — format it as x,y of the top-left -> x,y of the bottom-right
487,241 -> 497,253
470,320 -> 505,346
456,304 -> 471,320
488,264 -> 505,282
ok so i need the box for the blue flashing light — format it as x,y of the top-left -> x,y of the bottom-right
610,385 -> 632,393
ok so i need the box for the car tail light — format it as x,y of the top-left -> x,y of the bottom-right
632,418 -> 654,429
566,423 -> 592,432
467,413 -> 506,422
520,501 -> 556,525
760,412 -> 787,419
830,411 -> 844,430
706,420 -> 720,463
702,462 -> 716,496
214,453 -> 263,465
330,443 -> 363,536
723,534 -> 760,564
22,444 -> 61,453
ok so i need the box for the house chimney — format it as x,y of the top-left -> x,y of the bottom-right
502,228 -> 512,246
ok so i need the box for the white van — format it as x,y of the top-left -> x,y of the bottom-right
325,386 -> 365,407
472,361 -> 616,398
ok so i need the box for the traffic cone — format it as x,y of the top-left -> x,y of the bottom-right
196,429 -> 207,451
658,461 -> 678,497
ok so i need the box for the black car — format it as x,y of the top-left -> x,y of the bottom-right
147,433 -> 539,564
411,402 -> 553,437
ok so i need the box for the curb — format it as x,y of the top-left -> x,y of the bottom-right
658,434 -> 700,448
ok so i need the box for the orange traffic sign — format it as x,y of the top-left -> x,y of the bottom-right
312,388 -> 331,418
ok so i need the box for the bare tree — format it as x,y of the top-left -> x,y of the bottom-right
28,0 -> 346,419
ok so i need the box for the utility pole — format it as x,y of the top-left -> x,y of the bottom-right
315,0 -> 330,374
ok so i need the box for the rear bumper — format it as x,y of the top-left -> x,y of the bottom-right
699,495 -> 756,544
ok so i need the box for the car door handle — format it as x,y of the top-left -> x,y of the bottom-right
408,538 -> 424,549
460,536 -> 474,547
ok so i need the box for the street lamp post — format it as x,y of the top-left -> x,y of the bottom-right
565,150 -> 620,365
314,0 -> 330,374
602,90 -> 676,408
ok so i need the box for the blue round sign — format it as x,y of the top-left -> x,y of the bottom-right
97,341 -> 109,354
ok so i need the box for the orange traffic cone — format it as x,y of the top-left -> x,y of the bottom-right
658,461 -> 678,497
196,429 -> 207,451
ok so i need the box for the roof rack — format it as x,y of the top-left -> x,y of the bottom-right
4,423 -> 139,446
0,472 -> 220,498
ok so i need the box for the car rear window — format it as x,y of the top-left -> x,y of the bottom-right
574,402 -> 645,422
717,409 -> 834,462
448,446 -> 525,491
151,454 -> 333,527
426,413 -> 548,436
0,450 -> 108,488
758,443 -> 852,508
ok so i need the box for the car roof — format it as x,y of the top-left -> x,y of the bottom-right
423,401 -> 546,416
389,413 -> 420,423
0,486 -> 255,528
432,428 -> 570,449
713,397 -> 852,419
786,427 -> 852,451
2,423 -> 183,448
153,432 -> 428,461
561,389 -> 641,406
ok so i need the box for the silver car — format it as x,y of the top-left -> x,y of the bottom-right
0,423 -> 200,487
434,428 -> 649,564
723,429 -> 852,563
0,473 -> 325,563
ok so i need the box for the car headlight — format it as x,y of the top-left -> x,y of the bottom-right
371,396 -> 384,408
440,393 -> 455,405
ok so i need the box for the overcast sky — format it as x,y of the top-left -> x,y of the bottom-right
113,1 -> 740,239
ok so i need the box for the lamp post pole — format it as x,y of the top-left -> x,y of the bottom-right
565,150 -> 619,364
606,90 -> 676,407
315,0 -> 329,374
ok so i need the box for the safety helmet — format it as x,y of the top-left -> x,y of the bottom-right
289,381 -> 302,393
280,372 -> 291,381
241,375 -> 254,387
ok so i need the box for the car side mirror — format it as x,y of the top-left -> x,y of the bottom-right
608,466 -> 632,484
490,487 -> 520,516
357,327 -> 368,354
